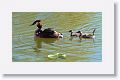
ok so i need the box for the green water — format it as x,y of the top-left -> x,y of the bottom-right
12,12 -> 102,62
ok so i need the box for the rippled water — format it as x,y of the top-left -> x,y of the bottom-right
12,12 -> 102,62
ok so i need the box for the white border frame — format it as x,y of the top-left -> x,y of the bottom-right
0,0 -> 114,74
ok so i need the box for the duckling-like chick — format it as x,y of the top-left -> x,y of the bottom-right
69,30 -> 82,37
81,28 -> 96,38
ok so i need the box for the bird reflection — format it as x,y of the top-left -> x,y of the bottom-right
69,36 -> 82,42
33,37 -> 59,52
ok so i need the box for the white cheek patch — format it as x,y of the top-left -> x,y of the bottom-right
59,35 -> 63,38
59,33 -> 63,38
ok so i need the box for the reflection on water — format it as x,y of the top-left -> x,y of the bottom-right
12,12 -> 102,62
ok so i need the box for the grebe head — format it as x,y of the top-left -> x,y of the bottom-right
76,31 -> 81,33
69,30 -> 73,32
31,20 -> 41,25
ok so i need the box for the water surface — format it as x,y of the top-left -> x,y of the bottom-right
12,12 -> 102,62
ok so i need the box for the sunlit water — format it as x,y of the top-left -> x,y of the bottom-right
12,12 -> 102,62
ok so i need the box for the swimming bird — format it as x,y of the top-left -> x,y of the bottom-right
40,28 -> 63,38
31,20 -> 63,38
69,30 -> 82,37
81,28 -> 96,38
35,28 -> 63,38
